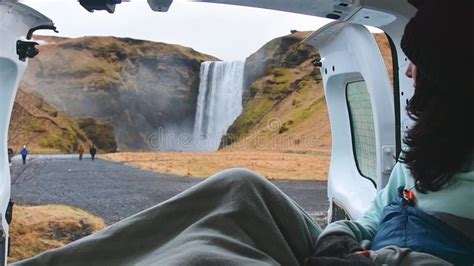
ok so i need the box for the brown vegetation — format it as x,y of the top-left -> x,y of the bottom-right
374,33 -> 394,85
102,151 -> 330,181
8,205 -> 105,263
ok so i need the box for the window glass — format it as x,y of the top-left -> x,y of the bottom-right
346,81 -> 376,180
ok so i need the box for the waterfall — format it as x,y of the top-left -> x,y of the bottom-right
193,60 -> 245,151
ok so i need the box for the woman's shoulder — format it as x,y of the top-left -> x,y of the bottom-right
448,151 -> 474,182
454,169 -> 474,182
392,154 -> 473,183
459,151 -> 474,174
388,161 -> 416,187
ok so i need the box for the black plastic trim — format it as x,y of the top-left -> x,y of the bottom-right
26,25 -> 58,40
6,200 -> 13,225
385,33 -> 401,159
0,236 -> 4,265
331,200 -> 351,222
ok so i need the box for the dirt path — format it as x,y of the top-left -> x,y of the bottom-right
10,154 -> 328,226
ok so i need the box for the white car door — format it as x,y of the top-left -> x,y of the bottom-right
0,2 -> 55,263
304,21 -> 397,222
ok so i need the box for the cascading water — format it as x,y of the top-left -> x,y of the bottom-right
193,60 -> 245,151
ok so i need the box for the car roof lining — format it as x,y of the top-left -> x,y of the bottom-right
193,0 -> 416,29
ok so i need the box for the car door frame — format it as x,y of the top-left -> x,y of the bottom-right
0,3 -> 55,263
304,21 -> 396,221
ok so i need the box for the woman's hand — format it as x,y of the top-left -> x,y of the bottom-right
312,233 -> 364,257
305,234 -> 374,266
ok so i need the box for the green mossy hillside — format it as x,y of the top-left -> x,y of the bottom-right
77,118 -> 117,153
8,87 -> 91,154
222,32 -> 331,152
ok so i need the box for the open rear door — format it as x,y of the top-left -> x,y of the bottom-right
0,3 -> 55,264
304,21 -> 396,222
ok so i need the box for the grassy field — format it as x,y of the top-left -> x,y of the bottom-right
8,205 -> 105,263
102,150 -> 330,181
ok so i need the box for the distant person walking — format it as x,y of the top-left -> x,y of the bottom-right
89,145 -> 97,161
78,145 -> 85,160
20,145 -> 28,165
8,148 -> 14,163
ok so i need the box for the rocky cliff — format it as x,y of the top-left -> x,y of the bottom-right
21,36 -> 218,150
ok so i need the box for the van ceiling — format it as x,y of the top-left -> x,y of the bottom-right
193,0 -> 415,24
194,0 -> 362,20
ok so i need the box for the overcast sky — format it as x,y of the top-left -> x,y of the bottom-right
23,0 -> 333,60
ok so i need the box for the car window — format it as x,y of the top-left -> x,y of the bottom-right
346,80 -> 377,182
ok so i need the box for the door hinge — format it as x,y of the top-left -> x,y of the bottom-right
382,145 -> 396,175
6,200 -> 13,225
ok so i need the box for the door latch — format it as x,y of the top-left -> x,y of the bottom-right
16,40 -> 39,61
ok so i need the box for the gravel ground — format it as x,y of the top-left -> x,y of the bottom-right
10,154 -> 328,226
